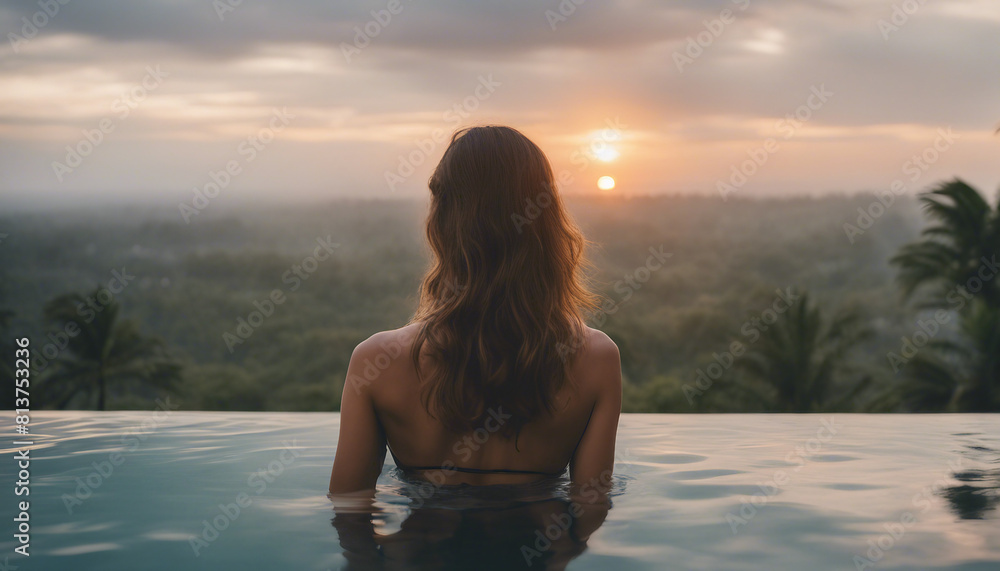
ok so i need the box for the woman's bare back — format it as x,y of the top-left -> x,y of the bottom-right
329,323 -> 621,491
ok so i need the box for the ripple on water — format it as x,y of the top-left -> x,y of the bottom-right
35,522 -> 121,535
649,453 -> 708,464
808,454 -> 858,463
667,469 -> 745,480
142,531 -> 199,541
662,483 -> 784,500
10,412 -> 1000,570
49,543 -> 124,556
820,483 -> 885,491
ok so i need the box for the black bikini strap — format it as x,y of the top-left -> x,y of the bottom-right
388,446 -> 561,476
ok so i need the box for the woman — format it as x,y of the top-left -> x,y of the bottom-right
328,125 -> 621,494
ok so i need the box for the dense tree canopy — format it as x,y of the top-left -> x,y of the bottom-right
1,187 -> 996,412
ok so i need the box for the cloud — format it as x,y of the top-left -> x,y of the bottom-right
3,0 -> 696,57
0,0 -> 997,202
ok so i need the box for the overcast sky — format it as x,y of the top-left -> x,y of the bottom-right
1,0 -> 998,207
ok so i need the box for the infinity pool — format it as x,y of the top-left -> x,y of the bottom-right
2,412 -> 998,570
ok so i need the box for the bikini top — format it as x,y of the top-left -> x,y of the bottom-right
388,447 -> 565,477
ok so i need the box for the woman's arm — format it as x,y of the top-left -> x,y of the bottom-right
329,338 -> 388,494
568,332 -> 622,494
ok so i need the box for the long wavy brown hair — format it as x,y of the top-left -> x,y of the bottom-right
409,125 -> 598,438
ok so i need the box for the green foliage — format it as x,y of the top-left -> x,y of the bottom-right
37,289 -> 181,410
728,292 -> 873,412
892,179 -> 1000,307
2,188 -> 995,413
622,375 -> 690,412
177,364 -> 267,410
0,307 -> 15,410
889,179 -> 1000,411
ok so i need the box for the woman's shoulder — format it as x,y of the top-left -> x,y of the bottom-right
352,323 -> 421,361
351,323 -> 619,384
356,324 -> 618,359
346,324 -> 423,398
570,327 -> 621,391
581,327 -> 618,358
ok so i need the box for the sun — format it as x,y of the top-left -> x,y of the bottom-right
597,176 -> 615,191
594,146 -> 620,162
588,128 -> 622,162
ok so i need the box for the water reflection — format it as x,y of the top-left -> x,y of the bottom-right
940,441 -> 1000,520
329,479 -> 610,571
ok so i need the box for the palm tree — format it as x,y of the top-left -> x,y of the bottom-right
730,291 -> 873,412
892,179 -> 1000,308
0,267 -> 15,410
0,308 -> 15,410
890,179 -> 1000,411
39,289 -> 181,410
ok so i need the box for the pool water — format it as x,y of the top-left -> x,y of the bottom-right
2,412 -> 999,570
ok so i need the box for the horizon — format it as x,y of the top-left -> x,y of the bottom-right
3,185 -> 992,215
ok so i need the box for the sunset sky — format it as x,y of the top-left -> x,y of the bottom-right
1,0 -> 998,207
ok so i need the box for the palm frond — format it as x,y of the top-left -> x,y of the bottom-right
38,289 -> 181,410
